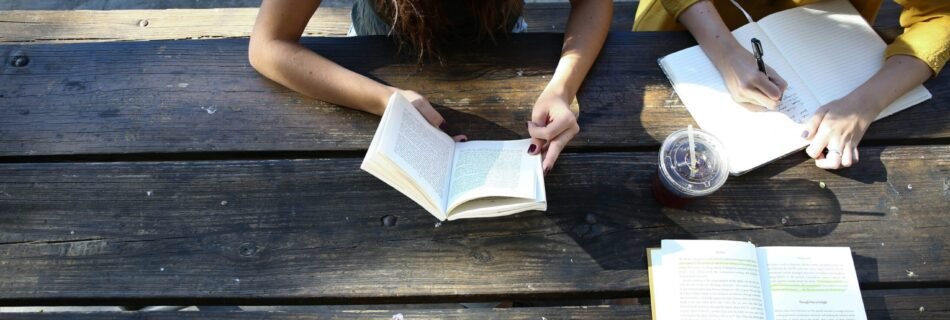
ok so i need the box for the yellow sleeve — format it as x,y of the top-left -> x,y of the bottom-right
886,0 -> 950,75
659,0 -> 704,20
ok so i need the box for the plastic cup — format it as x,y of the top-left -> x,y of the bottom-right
651,127 -> 729,208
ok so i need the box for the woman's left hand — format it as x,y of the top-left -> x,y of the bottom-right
803,93 -> 879,169
527,90 -> 579,175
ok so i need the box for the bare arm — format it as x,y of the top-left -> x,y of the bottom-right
528,0 -> 612,173
249,0 -> 401,116
547,0 -> 612,104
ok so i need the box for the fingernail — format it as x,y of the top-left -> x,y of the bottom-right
460,138 -> 467,142
543,167 -> 551,175
801,130 -> 809,138
439,121 -> 447,131
527,144 -> 537,154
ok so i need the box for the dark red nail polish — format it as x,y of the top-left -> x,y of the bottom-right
527,144 -> 537,154
439,122 -> 447,131
460,138 -> 467,142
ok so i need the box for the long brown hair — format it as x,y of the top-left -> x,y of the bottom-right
373,0 -> 524,62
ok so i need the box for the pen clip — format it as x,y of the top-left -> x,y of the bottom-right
751,38 -> 764,59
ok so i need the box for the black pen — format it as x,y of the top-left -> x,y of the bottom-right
751,38 -> 766,75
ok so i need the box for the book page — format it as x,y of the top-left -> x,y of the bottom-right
362,94 -> 444,218
377,93 -> 457,214
445,139 -> 539,215
650,240 -> 767,320
759,0 -> 931,118
660,23 -> 820,174
757,247 -> 867,320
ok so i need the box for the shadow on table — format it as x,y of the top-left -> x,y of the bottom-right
549,149 -> 889,272
436,106 -> 523,140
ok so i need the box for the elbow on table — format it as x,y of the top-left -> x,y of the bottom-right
247,38 -> 268,75
248,36 -> 286,76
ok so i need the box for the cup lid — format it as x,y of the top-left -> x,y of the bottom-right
658,128 -> 730,197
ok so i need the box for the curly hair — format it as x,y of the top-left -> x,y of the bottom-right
373,0 -> 524,62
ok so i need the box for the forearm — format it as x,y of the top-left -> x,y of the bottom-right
248,39 -> 395,115
545,0 -> 612,100
849,55 -> 931,114
677,1 -> 742,69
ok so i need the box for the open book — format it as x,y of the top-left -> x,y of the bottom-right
648,240 -> 867,320
361,92 -> 546,221
659,0 -> 931,175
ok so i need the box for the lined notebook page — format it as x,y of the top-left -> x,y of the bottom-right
659,23 -> 819,174
760,0 -> 931,119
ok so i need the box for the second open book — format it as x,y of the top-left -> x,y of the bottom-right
649,240 -> 867,320
361,92 -> 546,221
659,0 -> 931,175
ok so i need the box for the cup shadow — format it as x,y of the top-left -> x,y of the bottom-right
549,149 -> 890,271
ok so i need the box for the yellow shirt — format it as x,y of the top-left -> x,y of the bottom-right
633,0 -> 950,75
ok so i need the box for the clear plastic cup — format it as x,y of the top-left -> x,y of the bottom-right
652,127 -> 729,208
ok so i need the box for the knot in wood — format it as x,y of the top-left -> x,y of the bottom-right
238,242 -> 258,257
11,55 -> 29,67
381,215 -> 398,227
470,248 -> 494,265
138,19 -> 149,27
585,213 -> 598,225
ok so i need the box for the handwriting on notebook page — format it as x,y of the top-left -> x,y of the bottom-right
774,88 -> 810,124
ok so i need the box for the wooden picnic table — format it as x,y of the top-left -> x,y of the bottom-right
0,2 -> 948,319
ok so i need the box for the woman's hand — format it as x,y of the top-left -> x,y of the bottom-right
802,55 -> 932,170
677,1 -> 787,109
525,0 -> 610,174
716,45 -> 788,110
527,89 -> 579,174
803,94 -> 878,170
395,89 -> 467,142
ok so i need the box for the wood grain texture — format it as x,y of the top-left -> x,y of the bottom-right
0,3 -> 638,43
0,289 -> 945,319
0,1 -> 907,43
4,288 -> 950,320
0,145 -> 946,304
1,33 -> 946,157
0,8 -> 349,43
863,288 -> 950,320
0,306 -> 653,319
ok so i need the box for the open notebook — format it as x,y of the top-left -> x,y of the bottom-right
659,0 -> 931,175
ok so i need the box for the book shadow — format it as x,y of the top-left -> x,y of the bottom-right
435,106 -> 523,140
299,34 -> 564,141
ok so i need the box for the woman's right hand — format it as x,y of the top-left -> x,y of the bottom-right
715,45 -> 788,110
394,89 -> 467,142
676,1 -> 788,110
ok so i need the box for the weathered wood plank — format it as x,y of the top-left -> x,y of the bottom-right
0,289 -> 947,319
0,7 -> 350,43
0,1 -> 908,43
0,306 -> 653,319
0,289 -> 945,319
0,145 -> 946,304
1,33 -> 946,157
864,288 -> 950,319
0,3 -> 638,43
